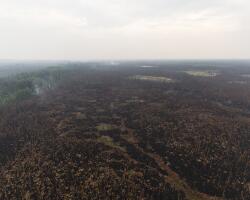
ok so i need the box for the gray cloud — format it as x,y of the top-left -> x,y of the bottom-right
0,0 -> 249,60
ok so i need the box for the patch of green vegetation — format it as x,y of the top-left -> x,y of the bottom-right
0,67 -> 68,106
97,136 -> 126,152
131,75 -> 174,83
125,170 -> 143,177
0,77 -> 35,106
96,123 -> 117,131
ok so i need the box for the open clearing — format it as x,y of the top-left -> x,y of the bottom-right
241,74 -> 250,78
140,65 -> 157,68
131,75 -> 174,83
183,70 -> 219,77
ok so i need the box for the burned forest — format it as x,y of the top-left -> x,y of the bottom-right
0,61 -> 250,200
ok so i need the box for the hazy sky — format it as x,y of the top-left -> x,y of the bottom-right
0,0 -> 249,60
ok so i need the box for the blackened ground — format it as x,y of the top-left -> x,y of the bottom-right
1,64 -> 250,199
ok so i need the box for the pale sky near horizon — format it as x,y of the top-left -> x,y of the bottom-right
0,0 -> 249,60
